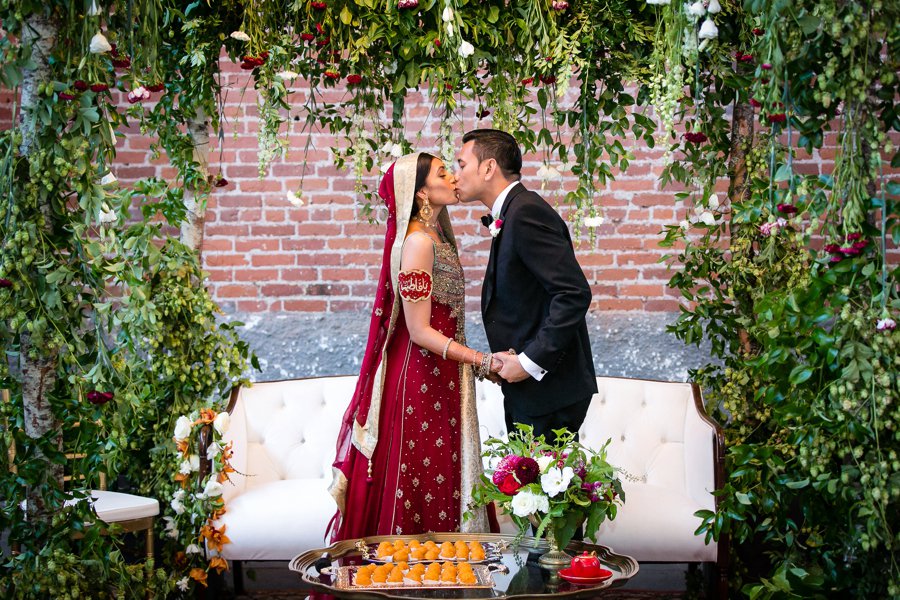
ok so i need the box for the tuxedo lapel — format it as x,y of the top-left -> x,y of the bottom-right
482,183 -> 526,312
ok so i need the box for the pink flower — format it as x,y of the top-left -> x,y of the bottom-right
761,63 -> 772,70
492,454 -> 522,485
846,232 -> 862,241
489,219 -> 503,238
434,38 -> 441,47
749,98 -> 762,108
876,318 -> 897,331
551,0 -> 569,9
823,244 -> 841,254
87,391 -> 114,405
126,86 -> 151,103
839,246 -> 861,256
776,203 -> 797,214
0,278 -> 12,288
398,0 -> 418,7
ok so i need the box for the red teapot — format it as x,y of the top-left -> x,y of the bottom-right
570,551 -> 602,577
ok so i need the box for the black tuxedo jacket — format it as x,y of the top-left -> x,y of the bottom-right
481,183 -> 597,417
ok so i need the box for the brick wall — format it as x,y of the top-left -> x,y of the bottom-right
2,57 -> 897,315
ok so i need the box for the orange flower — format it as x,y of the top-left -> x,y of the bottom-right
174,551 -> 188,569
174,472 -> 189,484
200,523 -> 231,553
209,556 -> 229,573
198,408 -> 217,424
190,568 -> 209,587
175,439 -> 189,455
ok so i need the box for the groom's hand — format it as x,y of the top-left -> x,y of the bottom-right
496,352 -> 531,383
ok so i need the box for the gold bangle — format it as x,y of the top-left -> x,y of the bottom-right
442,338 -> 453,360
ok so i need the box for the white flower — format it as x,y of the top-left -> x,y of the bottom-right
646,0 -> 671,4
536,455 -> 555,473
698,211 -> 716,226
276,70 -> 299,80
206,441 -> 222,460
458,40 -> 475,59
707,193 -> 720,209
679,219 -> 691,230
173,415 -> 192,442
536,164 -> 561,181
540,466 -> 575,498
510,489 -> 550,517
230,31 -> 251,42
170,497 -> 185,516
98,204 -> 116,223
706,0 -> 721,13
445,23 -> 454,38
687,0 -> 706,18
383,61 -> 398,75
177,577 -> 190,592
698,18 -> 719,40
126,86 -> 151,103
203,479 -> 224,497
88,1 -> 101,16
178,459 -> 192,475
442,6 -> 454,21
99,173 -> 117,186
876,318 -> 896,331
390,143 -> 403,158
287,190 -> 304,207
185,544 -> 202,555
583,216 -> 605,228
189,454 -> 201,472
488,219 -> 503,238
89,32 -> 112,54
173,489 -> 185,501
213,412 -> 231,436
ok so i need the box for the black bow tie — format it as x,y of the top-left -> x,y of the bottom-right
480,214 -> 492,228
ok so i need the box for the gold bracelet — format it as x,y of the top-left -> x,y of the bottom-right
442,338 -> 453,360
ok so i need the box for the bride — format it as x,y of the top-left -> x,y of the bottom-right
327,152 -> 500,539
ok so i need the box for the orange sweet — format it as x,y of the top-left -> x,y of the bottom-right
372,569 -> 389,583
392,548 -> 409,562
439,542 -> 455,558
455,546 -> 468,559
459,570 -> 477,585
388,566 -> 404,583
425,549 -> 440,561
393,539 -> 406,550
408,539 -> 421,548
376,542 -> 393,558
410,546 -> 427,560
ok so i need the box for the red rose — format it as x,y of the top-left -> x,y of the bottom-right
768,113 -> 787,124
112,56 -> 131,69
87,391 -> 114,405
521,77 -> 533,85
0,278 -> 12,288
823,244 -> 841,254
851,240 -> 868,251
776,203 -> 797,214
73,80 -> 88,91
684,131 -> 708,144
58,92 -> 76,101
434,38 -> 441,47
315,23 -> 325,34
346,74 -> 362,84
839,246 -> 861,256
752,28 -> 764,36
311,0 -> 327,8
146,83 -> 165,92
316,36 -> 330,46
749,98 -> 762,108
497,473 -> 522,495
846,232 -> 862,241
324,70 -> 340,80
301,33 -> 315,41
215,177 -> 229,187
539,74 -> 556,85
90,83 -> 110,92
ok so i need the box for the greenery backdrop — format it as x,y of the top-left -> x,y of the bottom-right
0,0 -> 896,597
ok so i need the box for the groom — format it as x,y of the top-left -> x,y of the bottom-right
455,129 -> 597,444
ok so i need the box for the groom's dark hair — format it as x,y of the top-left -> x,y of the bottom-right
462,129 -> 522,180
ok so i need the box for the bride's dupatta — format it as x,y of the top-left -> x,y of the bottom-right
327,153 -> 487,539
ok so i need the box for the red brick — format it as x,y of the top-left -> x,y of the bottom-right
218,284 -> 257,297
235,268 -> 278,281
236,239 -> 280,252
251,254 -> 294,267
261,284 -> 305,296
593,299 -> 644,310
283,299 -> 328,311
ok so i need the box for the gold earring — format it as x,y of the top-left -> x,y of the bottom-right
420,196 -> 434,221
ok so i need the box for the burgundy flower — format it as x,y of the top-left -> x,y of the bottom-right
830,255 -> 843,263
111,56 -> 131,69
823,244 -> 841,254
316,36 -> 330,47
0,278 -> 12,289
315,23 -> 325,34
398,0 -> 418,7
477,109 -> 491,119
498,473 -> 522,495
146,83 -> 165,92
551,0 -> 569,9
761,78 -> 770,84
521,77 -> 534,85
514,457 -> 540,485
749,98 -> 762,108
434,38 -> 441,47
215,177 -> 229,187
324,70 -> 340,80
87,391 -> 114,405
752,28 -> 764,36
300,33 -> 316,42
73,80 -> 88,91
492,455 -> 522,485
311,0 -> 327,8
739,54 -> 754,63
444,83 -> 453,91
58,92 -> 76,101
539,74 -> 556,85
846,232 -> 862,241
768,113 -> 787,124
852,240 -> 868,251
839,246 -> 861,256
761,63 -> 772,70
90,83 -> 110,93
777,203 -> 797,214
346,74 -> 363,85
684,131 -> 708,144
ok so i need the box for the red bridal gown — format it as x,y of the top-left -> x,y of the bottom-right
335,240 -> 469,538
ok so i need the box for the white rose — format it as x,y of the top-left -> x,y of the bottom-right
189,454 -> 201,472
170,497 -> 185,515
442,6 -> 454,21
510,489 -> 544,517
583,216 -> 605,227
540,466 -> 575,498
88,1 -> 101,16
687,0 -> 706,18
98,205 -> 116,224
707,193 -> 720,209
206,441 -> 222,461
173,416 -> 192,442
390,143 -> 403,158
698,211 -> 716,226
536,455 -> 555,472
99,173 -> 117,186
230,31 -> 251,42
276,70 -> 299,80
679,219 -> 691,230
458,40 -> 475,58
89,32 -> 112,54
213,412 -> 231,436
178,460 -> 192,475
203,479 -> 224,497
287,190 -> 304,207
177,577 -> 190,592
698,18 -> 719,40
185,543 -> 202,554
707,0 -> 721,13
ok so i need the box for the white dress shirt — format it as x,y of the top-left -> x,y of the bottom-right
490,182 -> 548,382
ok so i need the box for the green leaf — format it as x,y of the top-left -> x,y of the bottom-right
340,6 -> 353,24
789,365 -> 813,385
773,164 -> 792,182
797,14 -> 821,35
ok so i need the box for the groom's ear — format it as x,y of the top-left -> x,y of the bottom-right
483,158 -> 498,181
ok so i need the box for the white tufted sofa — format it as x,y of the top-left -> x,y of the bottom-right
209,375 -> 725,592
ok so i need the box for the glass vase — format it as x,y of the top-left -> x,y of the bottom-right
528,515 -> 573,568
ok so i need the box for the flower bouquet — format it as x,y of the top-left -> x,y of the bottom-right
468,424 -> 624,563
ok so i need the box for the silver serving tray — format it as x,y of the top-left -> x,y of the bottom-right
336,563 -> 500,590
362,540 -> 504,564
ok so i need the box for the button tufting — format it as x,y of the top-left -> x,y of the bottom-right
620,434 -> 626,442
